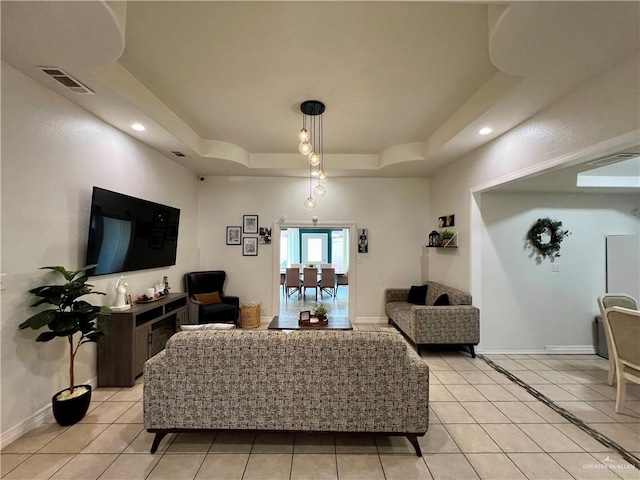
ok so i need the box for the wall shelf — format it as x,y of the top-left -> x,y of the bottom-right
427,230 -> 458,248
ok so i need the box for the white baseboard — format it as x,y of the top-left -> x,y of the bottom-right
0,402 -> 53,450
545,345 -> 597,354
477,345 -> 597,355
355,317 -> 387,324
0,376 -> 98,450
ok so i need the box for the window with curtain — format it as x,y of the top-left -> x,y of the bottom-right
279,227 -> 349,273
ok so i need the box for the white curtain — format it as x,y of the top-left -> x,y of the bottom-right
287,228 -> 300,266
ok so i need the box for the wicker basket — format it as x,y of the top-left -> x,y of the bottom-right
240,303 -> 261,328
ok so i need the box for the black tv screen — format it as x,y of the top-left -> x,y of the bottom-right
86,187 -> 180,276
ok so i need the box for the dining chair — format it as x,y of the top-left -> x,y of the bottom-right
280,273 -> 285,296
336,273 -> 348,295
319,267 -> 336,299
285,267 -> 301,301
602,306 -> 640,413
302,267 -> 318,300
597,294 -> 638,385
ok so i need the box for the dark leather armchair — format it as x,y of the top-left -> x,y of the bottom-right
184,271 -> 239,325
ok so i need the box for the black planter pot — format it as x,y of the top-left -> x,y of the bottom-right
51,385 -> 92,426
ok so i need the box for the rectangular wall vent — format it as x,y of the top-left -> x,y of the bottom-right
171,151 -> 190,158
39,66 -> 94,94
587,153 -> 638,166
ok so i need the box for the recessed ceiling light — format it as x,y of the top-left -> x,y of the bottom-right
131,123 -> 146,131
478,127 -> 493,135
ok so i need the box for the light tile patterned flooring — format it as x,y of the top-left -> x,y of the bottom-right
2,328 -> 640,479
278,285 -> 349,323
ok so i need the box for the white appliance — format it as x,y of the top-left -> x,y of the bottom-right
606,234 -> 640,299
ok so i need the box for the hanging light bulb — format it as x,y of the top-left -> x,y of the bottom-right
299,101 -> 327,207
308,152 -> 320,166
299,141 -> 312,155
304,196 -> 317,210
298,128 -> 310,142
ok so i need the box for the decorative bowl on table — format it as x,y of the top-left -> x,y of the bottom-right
299,315 -> 328,327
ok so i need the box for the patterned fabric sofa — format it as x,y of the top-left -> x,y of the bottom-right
144,329 -> 430,455
385,281 -> 480,357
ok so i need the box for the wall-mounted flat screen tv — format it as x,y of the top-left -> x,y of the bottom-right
85,187 -> 180,276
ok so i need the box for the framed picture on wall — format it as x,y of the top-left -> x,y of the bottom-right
358,228 -> 369,253
243,237 -> 258,256
438,215 -> 455,228
243,215 -> 259,234
259,227 -> 272,245
226,226 -> 241,245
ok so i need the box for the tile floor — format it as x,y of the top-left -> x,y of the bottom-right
278,285 -> 349,323
2,325 -> 640,479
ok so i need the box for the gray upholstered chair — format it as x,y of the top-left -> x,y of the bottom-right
184,271 -> 239,325
319,267 -> 336,298
285,267 -> 301,300
336,273 -> 348,295
602,306 -> 640,413
302,267 -> 318,300
597,294 -> 638,385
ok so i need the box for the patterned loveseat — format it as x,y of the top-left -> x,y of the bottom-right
385,281 -> 480,357
144,329 -> 429,455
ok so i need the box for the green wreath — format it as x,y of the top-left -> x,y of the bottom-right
526,217 -> 570,259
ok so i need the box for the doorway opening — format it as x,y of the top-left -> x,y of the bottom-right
272,222 -> 356,324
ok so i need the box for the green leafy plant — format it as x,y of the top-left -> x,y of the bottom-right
314,304 -> 328,316
440,229 -> 455,240
307,263 -> 316,268
19,265 -> 110,396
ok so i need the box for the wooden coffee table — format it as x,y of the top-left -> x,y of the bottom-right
268,316 -> 353,330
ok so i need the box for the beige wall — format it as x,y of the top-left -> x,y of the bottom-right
427,55 -> 640,292
480,192 -> 639,352
1,63 -> 200,444
426,54 -> 640,353
197,176 -> 429,321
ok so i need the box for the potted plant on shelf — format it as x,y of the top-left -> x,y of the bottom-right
314,304 -> 328,321
18,265 -> 110,426
440,229 -> 456,247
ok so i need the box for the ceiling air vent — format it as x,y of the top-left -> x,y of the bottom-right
39,67 -> 94,94
587,153 -> 638,167
171,151 -> 190,158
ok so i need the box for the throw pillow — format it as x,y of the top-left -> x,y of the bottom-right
193,291 -> 222,305
181,323 -> 235,331
407,285 -> 428,305
433,294 -> 450,306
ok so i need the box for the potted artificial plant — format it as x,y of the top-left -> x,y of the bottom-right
440,229 -> 456,247
314,304 -> 328,320
19,265 -> 110,426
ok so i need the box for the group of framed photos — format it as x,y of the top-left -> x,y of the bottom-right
226,215 -> 267,256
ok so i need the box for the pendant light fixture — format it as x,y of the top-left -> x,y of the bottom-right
298,100 -> 327,209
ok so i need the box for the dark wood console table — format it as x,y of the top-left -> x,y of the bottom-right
97,293 -> 188,387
